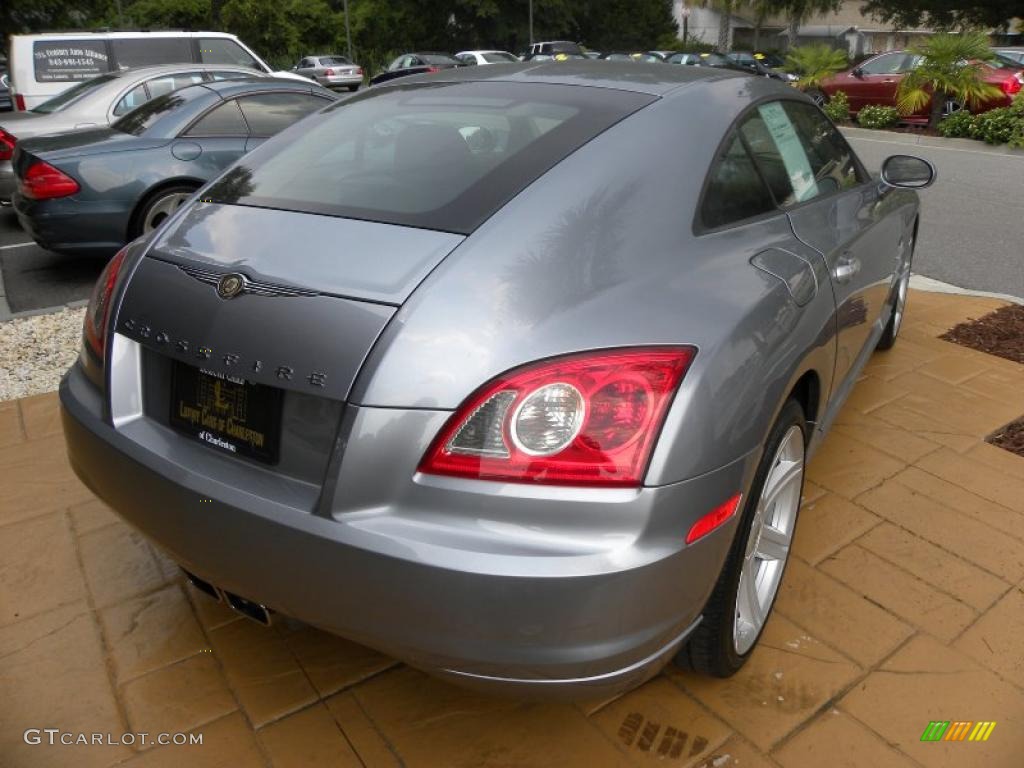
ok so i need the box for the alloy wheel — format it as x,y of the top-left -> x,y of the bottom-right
733,424 -> 804,655
144,192 -> 193,233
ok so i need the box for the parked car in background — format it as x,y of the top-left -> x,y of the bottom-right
370,53 -> 462,86
292,55 -> 363,91
454,50 -> 519,66
0,64 -> 268,201
523,41 -> 586,60
11,78 -> 334,254
60,62 -> 933,697
6,31 -> 308,111
667,52 -> 750,74
599,52 -> 664,63
815,50 -> 1023,120
996,47 -> 1024,65
0,73 -> 12,112
727,51 -> 799,82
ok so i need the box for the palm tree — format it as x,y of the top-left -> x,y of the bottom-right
784,43 -> 848,98
896,32 -> 1004,129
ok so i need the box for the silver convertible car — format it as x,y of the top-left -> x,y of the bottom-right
60,62 -> 934,696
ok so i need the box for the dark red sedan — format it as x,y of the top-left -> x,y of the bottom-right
814,50 -> 1023,123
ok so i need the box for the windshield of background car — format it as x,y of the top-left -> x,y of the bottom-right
30,74 -> 118,114
756,53 -> 786,68
482,52 -> 519,63
204,81 -> 654,234
988,54 -> 1024,70
320,56 -> 352,66
112,86 -> 206,136
701,53 -> 732,67
420,54 -> 460,66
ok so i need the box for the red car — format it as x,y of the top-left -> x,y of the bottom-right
814,50 -> 1023,123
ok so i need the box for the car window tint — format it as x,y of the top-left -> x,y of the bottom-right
199,38 -> 260,69
113,83 -> 149,116
30,73 -> 119,114
701,132 -> 777,229
204,81 -> 654,234
113,87 -> 205,136
781,101 -> 865,193
320,56 -> 351,66
236,92 -> 327,136
208,70 -> 252,81
147,72 -> 205,99
184,99 -> 249,137
860,53 -> 913,75
482,52 -> 518,63
111,38 -> 192,68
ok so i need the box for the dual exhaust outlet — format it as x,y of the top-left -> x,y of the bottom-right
182,569 -> 271,626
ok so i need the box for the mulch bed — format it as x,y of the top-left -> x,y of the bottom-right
940,303 -> 1024,365
939,303 -> 1024,459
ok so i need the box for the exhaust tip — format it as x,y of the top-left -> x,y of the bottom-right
182,568 -> 221,602
223,591 -> 272,626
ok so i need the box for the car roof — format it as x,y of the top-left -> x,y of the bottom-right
383,59 -> 751,96
98,63 -> 261,80
198,77 -> 323,96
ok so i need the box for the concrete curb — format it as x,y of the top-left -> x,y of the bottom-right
840,126 -> 1024,158
910,274 -> 1024,305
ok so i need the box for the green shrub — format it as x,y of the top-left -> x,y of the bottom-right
968,107 -> 1020,144
937,109 -> 975,137
856,105 -> 900,129
822,90 -> 850,123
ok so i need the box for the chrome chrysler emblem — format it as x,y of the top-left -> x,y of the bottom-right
216,273 -> 245,299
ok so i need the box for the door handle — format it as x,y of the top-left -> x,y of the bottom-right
833,254 -> 861,284
881,78 -> 896,83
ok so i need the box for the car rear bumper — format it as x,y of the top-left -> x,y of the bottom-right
12,191 -> 129,254
0,160 -> 14,200
60,362 -> 753,697
318,74 -> 362,88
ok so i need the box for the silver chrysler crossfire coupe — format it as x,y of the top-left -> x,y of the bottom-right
60,61 -> 934,697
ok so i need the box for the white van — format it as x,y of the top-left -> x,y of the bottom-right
8,31 -> 305,111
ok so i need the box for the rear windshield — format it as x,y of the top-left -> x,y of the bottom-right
113,86 -> 206,136
204,81 -> 653,234
31,73 -> 118,113
320,56 -> 352,66
482,52 -> 518,63
420,53 -> 459,66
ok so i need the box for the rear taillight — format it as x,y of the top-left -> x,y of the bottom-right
15,93 -> 26,111
84,248 -> 128,361
1001,76 -> 1022,95
355,67 -> 363,76
426,66 -> 441,73
419,347 -> 696,487
0,129 -> 15,162
21,161 -> 80,200
325,68 -> 335,76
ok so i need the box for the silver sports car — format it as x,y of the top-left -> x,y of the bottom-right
60,62 -> 934,697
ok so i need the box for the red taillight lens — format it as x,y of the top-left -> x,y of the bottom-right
21,161 -> 80,200
15,94 -> 26,111
355,67 -> 363,76
84,248 -> 128,361
419,347 -> 696,487
686,494 -> 743,545
324,68 -> 335,76
426,66 -> 441,73
1001,76 -> 1022,95
0,129 -> 16,162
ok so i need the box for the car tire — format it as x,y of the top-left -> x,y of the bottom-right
129,184 -> 199,240
674,398 -> 806,677
876,230 -> 915,351
348,85 -> 359,92
806,89 -> 827,107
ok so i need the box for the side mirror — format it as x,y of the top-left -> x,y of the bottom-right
881,154 -> 936,189
851,67 -> 864,78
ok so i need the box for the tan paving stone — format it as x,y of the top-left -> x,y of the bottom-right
147,544 -> 184,584
861,337 -> 940,381
118,712 -> 265,768
68,498 -> 120,535
674,615 -> 862,752
841,635 -> 1024,768
858,522 -> 1009,612
209,617 -> 318,728
857,477 -> 1024,582
960,367 -> 1024,405
953,587 -> 1024,691
965,441 -> 1024,483
791,493 -> 881,566
259,702 -> 362,768
0,609 -> 130,768
916,354 -> 990,385
324,691 -> 403,767
772,708 -> 915,768
120,653 -> 237,738
692,736 -> 778,768
832,415 -> 940,464
835,375 -> 907,415
590,676 -> 732,765
869,401 -> 979,452
100,584 -> 208,683
818,544 -> 976,643
351,666 -> 631,767
78,521 -> 167,609
0,398 -> 25,448
917,448 -> 1024,516
18,392 -> 63,441
0,512 -> 86,627
800,481 -> 826,505
277,620 -> 396,698
774,558 -> 912,667
892,465 -> 1024,543
888,373 -> 1020,436
0,434 -> 94,525
806,434 -> 905,500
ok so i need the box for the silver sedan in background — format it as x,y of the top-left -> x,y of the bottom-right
61,62 -> 934,697
291,55 -> 363,91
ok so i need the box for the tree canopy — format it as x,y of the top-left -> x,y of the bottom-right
858,0 -> 1023,31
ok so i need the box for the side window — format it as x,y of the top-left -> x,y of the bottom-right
456,54 -> 477,66
208,70 -> 250,81
113,84 -> 149,116
198,38 -> 260,70
236,92 -> 327,137
860,53 -> 910,75
781,101 -> 865,193
111,38 -> 192,68
146,72 -> 205,99
184,99 -> 249,137
700,133 -> 778,230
